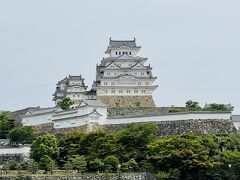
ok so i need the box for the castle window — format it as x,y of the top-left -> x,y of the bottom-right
129,64 -> 132,67
123,52 -> 125,55
116,52 -> 117,55
107,72 -> 111,76
145,82 -> 149,85
129,52 -> 131,55
127,90 -> 130,93
142,90 -> 146,93
119,52 -> 121,55
126,52 -> 128,55
138,82 -> 142,85
134,90 -> 138,93
141,72 -> 144,75
119,90 -> 123,93
111,90 -> 115,93
105,90 -> 108,94
111,82 -> 115,85
104,82 -> 108,85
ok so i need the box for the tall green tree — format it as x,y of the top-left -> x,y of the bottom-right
147,135 -> 221,178
39,155 -> 56,174
79,131 -> 119,161
70,155 -> 87,173
0,112 -> 15,138
30,133 -> 59,162
8,126 -> 36,146
59,131 -> 84,163
117,123 -> 156,162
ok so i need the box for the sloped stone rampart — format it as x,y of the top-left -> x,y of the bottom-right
98,96 -> 156,107
35,119 -> 236,138
107,107 -> 186,118
101,119 -> 237,136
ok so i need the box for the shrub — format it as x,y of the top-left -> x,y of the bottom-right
103,156 -> 120,172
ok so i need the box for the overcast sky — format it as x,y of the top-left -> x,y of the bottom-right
0,0 -> 240,113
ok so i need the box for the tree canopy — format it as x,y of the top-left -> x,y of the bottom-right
57,98 -> 74,110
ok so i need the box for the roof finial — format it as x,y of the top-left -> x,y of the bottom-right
133,37 -> 136,41
110,37 -> 112,41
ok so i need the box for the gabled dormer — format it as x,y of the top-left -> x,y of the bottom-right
105,61 -> 121,70
131,62 -> 148,70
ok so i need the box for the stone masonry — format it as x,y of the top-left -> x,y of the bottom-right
98,96 -> 155,107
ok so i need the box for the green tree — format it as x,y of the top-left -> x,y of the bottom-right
70,155 -> 87,173
30,133 -> 59,162
64,161 -> 73,174
204,103 -> 230,112
39,155 -> 56,174
26,161 -> 39,174
117,123 -> 156,162
0,112 -> 15,138
103,156 -> 120,172
185,100 -> 201,111
59,131 -> 84,164
220,150 -> 240,178
8,126 -> 36,146
79,131 -> 119,161
147,135 -> 221,179
122,158 -> 139,172
57,98 -> 74,110
89,158 -> 104,172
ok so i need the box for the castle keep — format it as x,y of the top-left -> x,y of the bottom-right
93,38 -> 158,107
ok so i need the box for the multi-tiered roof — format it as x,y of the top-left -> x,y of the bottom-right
93,38 -> 158,98
52,75 -> 88,104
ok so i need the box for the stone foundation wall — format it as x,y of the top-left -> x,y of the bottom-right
34,119 -> 236,138
98,96 -> 155,107
0,154 -> 24,164
101,119 -> 237,136
0,172 -> 155,180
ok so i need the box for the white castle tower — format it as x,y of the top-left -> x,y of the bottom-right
93,38 -> 158,107
53,75 -> 88,105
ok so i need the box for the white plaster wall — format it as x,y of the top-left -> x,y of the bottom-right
0,146 -> 30,157
97,88 -> 154,96
110,48 -> 139,57
54,116 -> 89,129
22,113 -> 54,126
103,113 -> 232,125
53,106 -> 107,128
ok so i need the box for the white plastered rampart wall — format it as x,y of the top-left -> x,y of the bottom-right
103,112 -> 232,125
